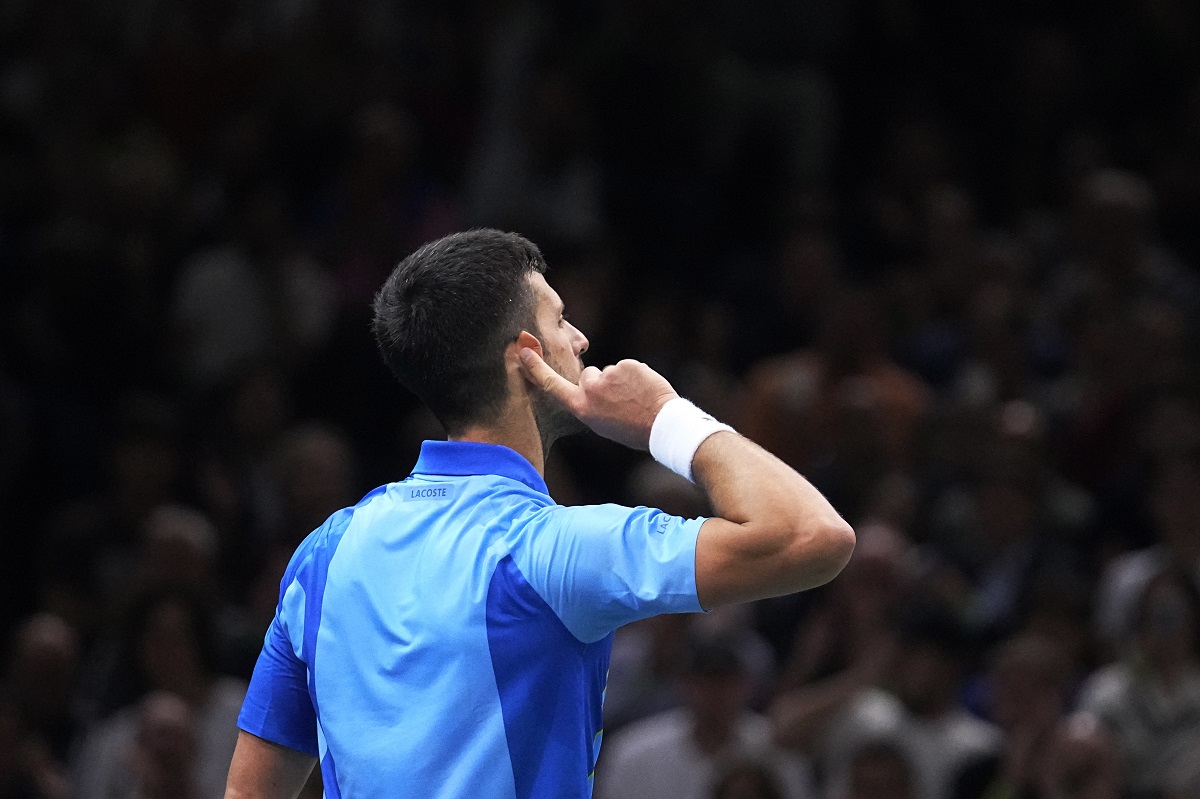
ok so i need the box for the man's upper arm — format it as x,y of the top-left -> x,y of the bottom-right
519,503 -> 706,643
229,589 -> 319,799
692,515 -> 851,609
238,540 -> 319,759
237,600 -> 319,758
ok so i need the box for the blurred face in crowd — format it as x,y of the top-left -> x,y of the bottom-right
137,599 -> 207,696
1135,573 -> 1199,671
112,433 -> 180,512
140,506 -> 217,595
1151,461 -> 1200,559
836,533 -> 905,625
775,232 -> 839,315
229,367 -> 290,450
977,477 -> 1038,550
1076,170 -> 1153,272
277,426 -> 357,534
1039,715 -> 1122,799
7,613 -> 79,724
819,291 -> 886,372
988,635 -> 1069,732
132,692 -> 196,799
683,670 -> 749,731
848,745 -> 917,799
0,705 -> 21,780
712,762 -> 784,799
893,643 -> 961,716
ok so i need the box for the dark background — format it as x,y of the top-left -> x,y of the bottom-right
1,1 -> 1200,798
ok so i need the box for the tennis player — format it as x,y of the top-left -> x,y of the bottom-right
224,229 -> 854,799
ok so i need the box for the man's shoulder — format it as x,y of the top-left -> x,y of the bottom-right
281,483 -> 398,584
506,501 -> 654,543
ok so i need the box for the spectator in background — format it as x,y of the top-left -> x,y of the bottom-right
271,423 -> 359,547
775,598 -> 999,799
1079,568 -> 1200,797
0,614 -> 78,799
0,3 -> 1199,799
126,692 -> 197,799
169,243 -> 274,393
125,504 -> 274,682
599,637 -> 813,799
190,364 -> 293,593
776,524 -> 908,693
1,615 -> 79,773
845,741 -> 917,799
328,100 -> 461,310
131,506 -> 220,602
73,591 -> 244,799
0,700 -> 65,799
1095,456 -> 1200,651
1054,170 -> 1199,316
38,396 -> 183,635
951,634 -> 1074,799
960,457 -> 1077,644
193,364 -> 293,535
1031,715 -> 1122,799
467,50 -> 607,246
604,613 -> 693,734
712,760 -> 788,799
738,286 -> 929,518
1167,735 -> 1200,799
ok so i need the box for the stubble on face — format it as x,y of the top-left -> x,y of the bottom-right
524,272 -> 588,453
531,343 -> 588,451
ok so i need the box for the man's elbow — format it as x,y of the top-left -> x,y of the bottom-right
791,517 -> 855,588
823,517 -> 857,575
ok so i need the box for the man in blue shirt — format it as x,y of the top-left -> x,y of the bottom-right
225,229 -> 855,799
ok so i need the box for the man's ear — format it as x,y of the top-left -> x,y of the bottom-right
514,330 -> 542,357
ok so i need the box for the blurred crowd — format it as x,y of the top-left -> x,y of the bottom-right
2,1 -> 1200,798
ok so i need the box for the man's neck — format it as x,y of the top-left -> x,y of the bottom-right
451,404 -> 548,475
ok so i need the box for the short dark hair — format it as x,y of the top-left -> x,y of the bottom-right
372,230 -> 547,432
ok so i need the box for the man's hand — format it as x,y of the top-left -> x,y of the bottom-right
524,345 -> 854,611
519,348 -> 678,450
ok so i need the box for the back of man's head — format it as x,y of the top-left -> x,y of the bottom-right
372,229 -> 547,433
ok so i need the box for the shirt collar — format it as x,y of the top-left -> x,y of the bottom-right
411,440 -> 549,495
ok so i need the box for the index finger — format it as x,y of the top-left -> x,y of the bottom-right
519,348 -> 583,407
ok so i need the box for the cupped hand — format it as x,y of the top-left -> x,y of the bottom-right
519,348 -> 679,450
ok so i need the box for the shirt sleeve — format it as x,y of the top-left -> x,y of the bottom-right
517,503 -> 707,643
236,556 -> 319,757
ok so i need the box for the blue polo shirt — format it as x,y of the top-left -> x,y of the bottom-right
237,440 -> 706,799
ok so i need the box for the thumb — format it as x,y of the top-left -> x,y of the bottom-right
519,348 -> 583,407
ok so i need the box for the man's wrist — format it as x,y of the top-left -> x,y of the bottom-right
649,398 -> 735,483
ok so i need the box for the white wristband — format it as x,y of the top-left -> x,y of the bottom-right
649,398 -> 735,483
